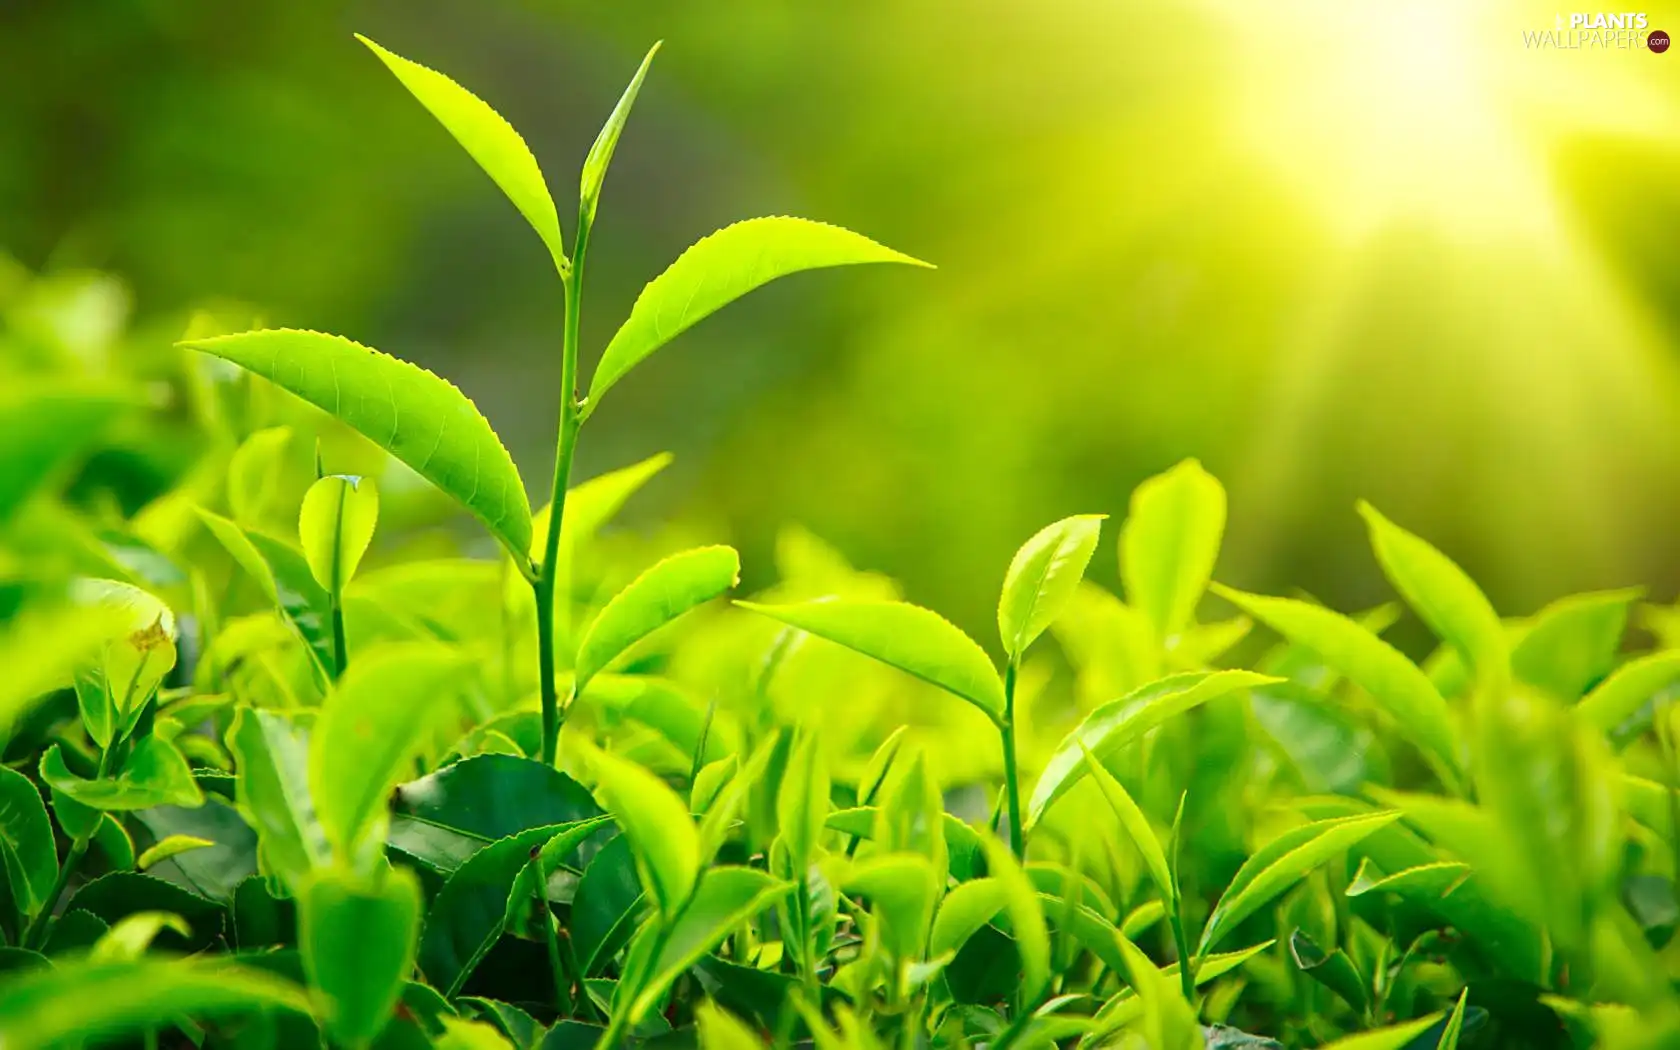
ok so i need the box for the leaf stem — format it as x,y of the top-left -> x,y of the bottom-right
536,215 -> 591,768
329,595 -> 348,677
1001,656 -> 1025,858
23,835 -> 89,950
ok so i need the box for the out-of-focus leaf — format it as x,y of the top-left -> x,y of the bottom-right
300,865 -> 422,1049
1081,746 -> 1172,906
1199,811 -> 1400,954
1115,930 -> 1201,1050
1289,928 -> 1368,1013
357,36 -> 565,277
65,873 -> 222,952
0,956 -> 309,1047
1435,989 -> 1470,1050
588,745 -> 698,916
737,598 -> 1004,720
197,509 -> 335,681
587,217 -> 929,405
696,1001 -> 763,1050
979,833 -> 1049,1006
930,878 -> 1006,958
40,739 -> 203,812
1579,650 -> 1680,739
1511,589 -> 1640,701
309,643 -> 473,869
1028,670 -> 1277,828
226,425 -> 292,526
997,515 -> 1105,659
90,912 -> 192,961
185,330 -> 532,558
842,853 -> 937,961
1359,503 -> 1507,693
1319,1014 -> 1446,1050
298,474 -> 379,595
574,546 -> 740,692
0,766 -> 57,921
1120,459 -> 1226,648
777,733 -> 830,874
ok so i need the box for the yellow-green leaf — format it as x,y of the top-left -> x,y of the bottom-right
574,545 -> 740,692
997,514 -> 1105,659
299,475 -> 379,595
184,330 -> 531,559
979,832 -> 1050,1007
1120,459 -> 1226,646
736,598 -> 1004,721
579,43 -> 660,228
357,35 -> 566,276
1081,746 -> 1173,906
136,836 -> 215,872
300,865 -> 422,1048
588,745 -> 700,916
587,217 -> 930,406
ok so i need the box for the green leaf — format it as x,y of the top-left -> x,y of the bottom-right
70,578 -> 178,732
437,1016 -> 519,1050
1511,588 -> 1639,701
0,382 -> 134,522
299,474 -> 379,595
586,217 -> 930,406
74,668 -> 116,751
1289,928 -> 1369,1014
1120,459 -> 1226,645
979,833 -> 1050,1006
390,753 -> 601,872
1358,502 -> 1507,692
1437,989 -> 1470,1050
226,707 -> 326,891
1319,1014 -> 1446,1050
40,739 -> 203,812
1213,586 -> 1459,782
736,598 -> 1004,721
92,815 -> 135,872
574,545 -> 740,692
356,35 -> 566,277
1080,746 -> 1172,906
90,912 -> 192,961
1579,650 -> 1680,738
65,873 -> 222,952
197,508 -> 335,682
572,834 -> 645,976
776,733 -> 830,874
300,864 -> 422,1048
997,514 -> 1105,659
0,956 -> 309,1047
582,676 -> 729,767
588,745 -> 699,916
843,853 -> 938,960
930,878 -> 1007,958
309,643 -> 473,869
1198,811 -> 1400,955
226,424 -> 293,526
136,836 -> 214,872
697,1001 -> 764,1050
626,866 -> 792,1022
418,818 -> 608,996
1115,930 -> 1201,1050
579,43 -> 660,228
184,330 -> 532,558
0,766 -> 57,921
825,807 -> 983,882
1028,669 -> 1277,828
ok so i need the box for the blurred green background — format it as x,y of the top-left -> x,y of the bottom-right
4,0 -> 1680,644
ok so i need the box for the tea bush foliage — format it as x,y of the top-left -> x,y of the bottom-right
2,37 -> 1678,1050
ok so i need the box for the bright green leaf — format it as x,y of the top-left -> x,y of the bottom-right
90,912 -> 192,962
588,745 -> 699,916
842,853 -> 938,961
1080,747 -> 1172,906
979,833 -> 1050,1007
40,739 -> 203,812
0,766 -> 57,920
184,330 -> 532,558
357,35 -> 566,276
227,425 -> 292,527
1214,585 -> 1460,782
579,43 -> 660,228
1319,1014 -> 1445,1050
197,508 -> 335,682
1198,811 -> 1400,955
929,878 -> 1006,958
998,514 -> 1105,659
137,836 -> 214,872
1511,588 -> 1640,701
1028,670 -> 1277,828
736,598 -> 1004,721
1120,459 -> 1226,645
626,866 -> 792,1022
1437,989 -> 1470,1050
574,545 -> 740,692
226,707 -> 326,892
299,475 -> 379,595
1579,650 -> 1680,738
587,217 -> 930,406
777,733 -> 830,874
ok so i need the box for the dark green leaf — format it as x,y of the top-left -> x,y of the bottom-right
0,765 -> 57,920
300,865 -> 423,1048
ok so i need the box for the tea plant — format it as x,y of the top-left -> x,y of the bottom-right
1,33 -> 1680,1050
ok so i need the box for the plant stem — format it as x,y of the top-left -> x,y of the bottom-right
329,594 -> 347,676
536,217 -> 591,768
533,860 -> 574,1016
1168,896 -> 1196,1003
23,835 -> 89,950
1001,656 -> 1025,858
